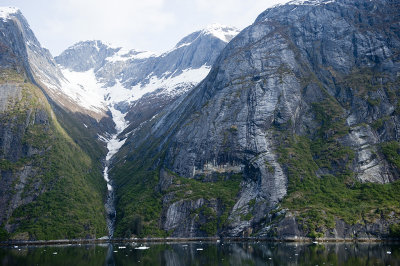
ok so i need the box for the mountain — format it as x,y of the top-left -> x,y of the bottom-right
0,7 -> 108,240
54,24 -> 240,132
0,7 -> 240,240
2,0 -> 399,242
109,0 -> 400,239
54,24 -> 239,238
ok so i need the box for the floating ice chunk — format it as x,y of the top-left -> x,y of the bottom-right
135,246 -> 150,250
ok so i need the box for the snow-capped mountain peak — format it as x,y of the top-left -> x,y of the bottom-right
55,24 -> 239,129
173,24 -> 239,50
66,40 -> 107,50
273,0 -> 336,8
288,0 -> 336,5
0,7 -> 20,20
202,23 -> 240,43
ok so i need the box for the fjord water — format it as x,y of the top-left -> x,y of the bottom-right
0,242 -> 398,266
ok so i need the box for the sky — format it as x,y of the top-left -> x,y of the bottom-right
0,0 -> 289,56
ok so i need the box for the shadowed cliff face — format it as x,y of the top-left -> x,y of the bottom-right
111,0 -> 400,238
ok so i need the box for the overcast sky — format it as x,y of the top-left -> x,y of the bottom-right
0,0 -> 289,56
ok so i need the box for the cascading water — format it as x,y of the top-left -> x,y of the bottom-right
103,105 -> 128,239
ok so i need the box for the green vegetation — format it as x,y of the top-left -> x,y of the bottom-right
276,95 -> 400,238
0,158 -> 29,172
340,68 -> 385,96
111,120 -> 242,238
371,116 -> 390,130
278,134 -> 400,237
168,173 -> 241,205
265,161 -> 275,173
248,199 -> 256,208
114,168 -> 165,238
395,101 -> 400,115
240,212 -> 253,221
0,227 -> 9,241
367,97 -> 381,106
0,70 -> 107,240
381,141 -> 400,169
111,127 -> 167,238
169,173 -> 242,235
389,223 -> 400,237
10,133 -> 107,239
197,206 -> 218,235
113,157 -> 242,237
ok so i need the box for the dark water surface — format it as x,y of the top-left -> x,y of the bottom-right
0,241 -> 399,265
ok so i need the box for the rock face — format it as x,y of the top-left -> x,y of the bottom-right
111,0 -> 400,239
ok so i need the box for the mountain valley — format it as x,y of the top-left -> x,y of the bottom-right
0,0 -> 400,241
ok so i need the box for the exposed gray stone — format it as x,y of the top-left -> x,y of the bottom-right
116,0 -> 400,238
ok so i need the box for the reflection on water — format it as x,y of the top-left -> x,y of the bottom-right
0,241 -> 399,266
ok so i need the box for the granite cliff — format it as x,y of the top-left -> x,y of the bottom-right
110,0 -> 400,239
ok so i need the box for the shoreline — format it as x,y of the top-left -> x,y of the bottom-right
1,236 -> 399,246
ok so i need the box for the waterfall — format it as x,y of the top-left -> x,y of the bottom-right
103,105 -> 128,239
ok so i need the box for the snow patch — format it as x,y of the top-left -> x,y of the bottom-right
97,134 -> 108,143
281,0 -> 336,6
125,65 -> 211,102
106,48 -> 156,62
103,106 -> 128,191
59,67 -> 107,113
108,104 -> 128,134
174,42 -> 192,50
94,41 -> 100,52
0,7 -> 19,20
203,23 -> 240,43
165,24 -> 239,55
58,64 -> 211,115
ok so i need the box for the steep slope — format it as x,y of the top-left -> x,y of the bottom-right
0,8 -> 107,240
110,0 -> 400,239
0,7 -> 113,149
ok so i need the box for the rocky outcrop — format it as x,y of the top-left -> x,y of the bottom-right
111,0 -> 400,239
